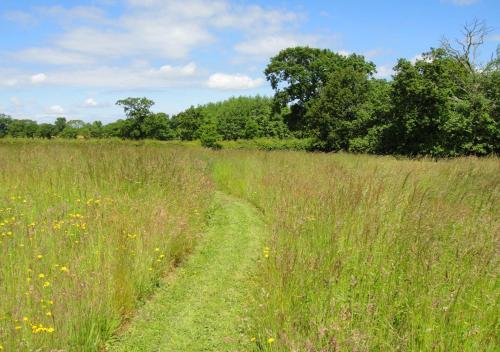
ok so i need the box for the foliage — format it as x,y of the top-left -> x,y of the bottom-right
265,46 -> 375,135
0,24 -> 498,157
199,118 -> 222,150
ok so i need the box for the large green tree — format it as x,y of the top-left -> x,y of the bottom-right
0,114 -> 13,138
306,66 -> 373,151
116,97 -> 155,139
265,46 -> 375,135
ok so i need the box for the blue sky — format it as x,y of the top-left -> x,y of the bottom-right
1,0 -> 499,123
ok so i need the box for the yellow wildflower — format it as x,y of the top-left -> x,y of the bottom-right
15,325 -> 21,330
268,337 -> 275,344
60,266 -> 69,273
36,254 -> 43,260
38,273 -> 45,279
43,281 -> 50,287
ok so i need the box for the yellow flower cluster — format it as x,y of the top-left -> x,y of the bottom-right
31,323 -> 55,334
263,246 -> 270,258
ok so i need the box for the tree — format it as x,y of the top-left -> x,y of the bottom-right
199,118 -> 222,149
171,107 -> 205,141
441,19 -> 492,73
306,66 -> 372,151
265,46 -> 375,135
7,119 -> 38,138
0,114 -> 13,138
141,113 -> 175,140
116,97 -> 155,139
54,117 -> 67,136
36,123 -> 55,139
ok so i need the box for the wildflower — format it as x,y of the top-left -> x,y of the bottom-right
263,246 -> 270,258
46,312 -> 52,317
60,266 -> 69,273
251,337 -> 256,342
36,255 -> 43,260
154,247 -> 160,252
46,327 -> 55,333
38,273 -> 45,279
0,344 -> 3,350
43,281 -> 50,287
48,300 -> 54,305
22,317 -> 29,322
268,337 -> 275,344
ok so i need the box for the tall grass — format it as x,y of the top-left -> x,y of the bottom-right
0,141 -> 213,351
213,151 -> 499,351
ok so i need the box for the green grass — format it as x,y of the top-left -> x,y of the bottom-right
0,141 -> 213,351
107,191 -> 267,351
212,151 -> 499,351
1,140 -> 498,352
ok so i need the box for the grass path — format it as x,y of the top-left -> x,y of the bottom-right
106,191 -> 265,352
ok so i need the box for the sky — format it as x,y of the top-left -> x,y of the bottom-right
1,0 -> 499,123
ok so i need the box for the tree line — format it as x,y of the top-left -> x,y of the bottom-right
1,21 -> 498,156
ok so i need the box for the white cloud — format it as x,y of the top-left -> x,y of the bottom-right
31,73 -> 47,84
13,48 -> 93,65
374,65 -> 394,79
207,73 -> 264,90
157,62 -> 197,76
48,105 -> 64,114
84,98 -> 98,107
338,50 -> 350,57
444,0 -> 480,5
235,34 -> 319,58
3,1 -> 317,90
3,79 -> 18,87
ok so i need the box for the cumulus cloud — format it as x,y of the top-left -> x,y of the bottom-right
156,62 -> 197,76
48,105 -> 64,114
31,73 -> 47,84
84,98 -> 98,107
2,1 -> 322,91
374,65 -> 394,79
13,48 -> 93,65
235,34 -> 320,58
207,73 -> 264,90
443,0 -> 480,5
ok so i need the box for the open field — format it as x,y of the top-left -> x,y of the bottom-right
0,141 -> 213,351
213,151 -> 499,351
0,140 -> 498,351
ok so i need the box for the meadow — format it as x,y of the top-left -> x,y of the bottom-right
0,140 -> 498,351
213,151 -> 499,351
0,140 -> 213,351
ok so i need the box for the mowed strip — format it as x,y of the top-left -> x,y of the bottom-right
107,192 -> 265,352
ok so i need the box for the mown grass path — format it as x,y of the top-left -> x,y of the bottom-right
107,191 -> 265,352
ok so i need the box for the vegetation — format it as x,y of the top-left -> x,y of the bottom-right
0,141 -> 213,351
213,150 -> 499,351
0,140 -> 498,351
2,22 -> 497,157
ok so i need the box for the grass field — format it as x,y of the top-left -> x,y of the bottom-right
0,140 -> 498,351
0,141 -> 213,351
213,151 -> 499,351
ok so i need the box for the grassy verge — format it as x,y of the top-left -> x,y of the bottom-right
213,150 -> 499,351
0,142 -> 213,351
